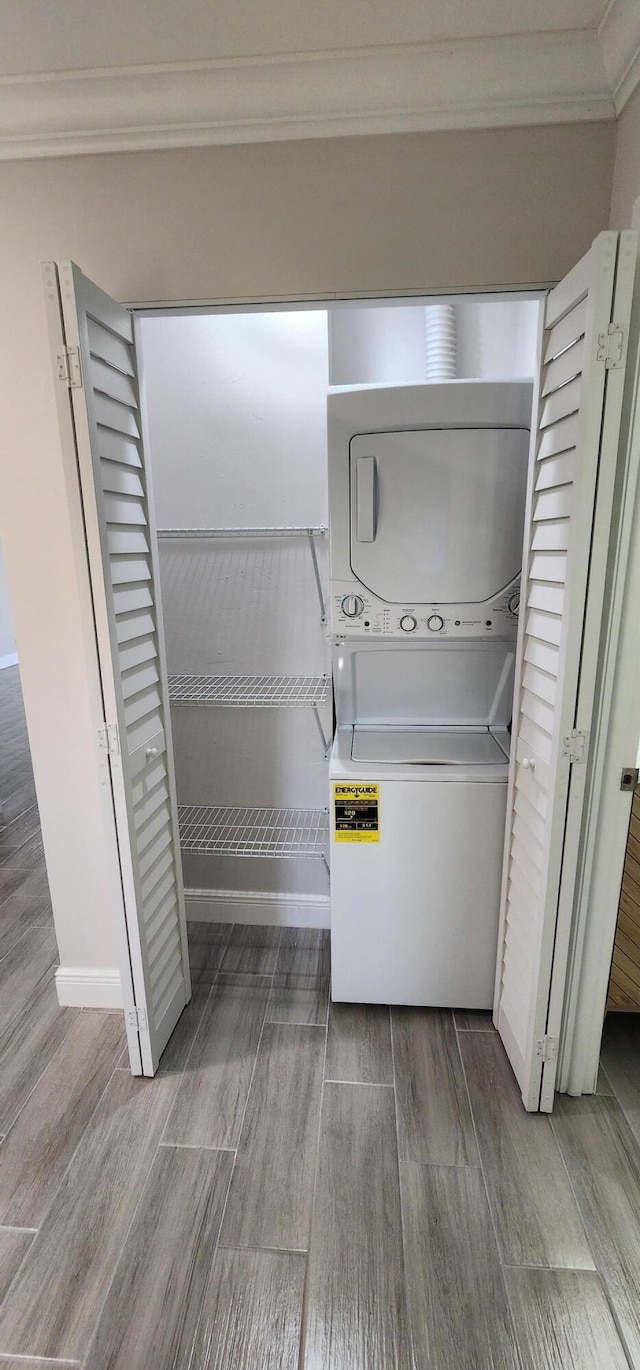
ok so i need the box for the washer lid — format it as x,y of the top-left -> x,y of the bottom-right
351,726 -> 510,765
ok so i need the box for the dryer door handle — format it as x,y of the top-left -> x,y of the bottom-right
356,455 -> 377,542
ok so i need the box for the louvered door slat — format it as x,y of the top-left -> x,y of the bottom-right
545,250 -> 590,327
528,583 -> 564,615
541,338 -> 585,396
514,789 -> 547,846
531,521 -> 570,552
533,487 -> 573,521
87,315 -> 135,375
529,552 -> 567,582
97,429 -> 142,467
95,393 -> 140,437
92,356 -> 138,407
526,608 -> 562,647
121,661 -> 160,701
535,453 -> 575,491
539,376 -> 582,428
111,555 -> 152,585
524,637 -> 560,676
102,465 -> 146,498
522,663 -> 557,707
543,297 -> 588,363
538,413 -> 579,460
495,231 -> 638,1110
107,527 -> 149,555
53,260 -> 190,1077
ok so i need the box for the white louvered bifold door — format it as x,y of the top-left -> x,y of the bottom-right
494,231 -> 639,1111
49,261 -> 191,1075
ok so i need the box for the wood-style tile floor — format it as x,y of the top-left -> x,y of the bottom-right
3,663 -> 640,1367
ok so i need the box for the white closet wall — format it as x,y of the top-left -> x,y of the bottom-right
139,311 -> 330,911
140,312 -> 329,528
329,306 -> 428,385
455,301 -> 540,380
329,301 -> 539,384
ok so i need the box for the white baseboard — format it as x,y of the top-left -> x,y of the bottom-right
185,888 -> 331,929
56,965 -> 123,1009
0,652 -> 18,671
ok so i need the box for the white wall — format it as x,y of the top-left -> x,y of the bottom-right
141,311 -> 329,527
329,300 -> 539,384
330,306 -> 428,385
0,122 -> 614,988
0,541 -> 17,669
455,301 -> 540,379
141,310 -> 330,903
609,82 -> 640,230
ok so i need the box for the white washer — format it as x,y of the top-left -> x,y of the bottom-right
329,639 -> 514,1007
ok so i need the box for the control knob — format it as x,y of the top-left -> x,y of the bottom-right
427,614 -> 444,632
341,594 -> 364,618
400,614 -> 417,633
508,592 -> 520,617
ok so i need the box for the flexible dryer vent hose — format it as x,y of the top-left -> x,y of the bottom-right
424,303 -> 457,381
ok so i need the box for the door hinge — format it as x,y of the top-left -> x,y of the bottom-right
98,722 -> 120,756
127,1007 -> 148,1033
620,767 -> 639,793
597,324 -> 625,369
562,729 -> 587,764
536,1035 -> 558,1064
56,345 -> 83,389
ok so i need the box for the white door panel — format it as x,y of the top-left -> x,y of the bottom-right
495,231 -> 638,1110
45,260 -> 190,1075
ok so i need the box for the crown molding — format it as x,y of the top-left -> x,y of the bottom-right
598,0 -> 640,112
0,30 -> 613,161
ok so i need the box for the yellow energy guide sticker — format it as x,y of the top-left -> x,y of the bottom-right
333,783 -> 380,842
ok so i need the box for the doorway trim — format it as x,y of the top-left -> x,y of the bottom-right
129,286 -> 549,316
558,252 -> 640,1095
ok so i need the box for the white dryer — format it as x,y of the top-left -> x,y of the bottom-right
329,640 -> 515,1007
328,379 -> 532,639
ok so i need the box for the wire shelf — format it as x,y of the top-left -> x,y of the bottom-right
178,805 -> 329,858
157,526 -> 326,539
169,674 -> 330,708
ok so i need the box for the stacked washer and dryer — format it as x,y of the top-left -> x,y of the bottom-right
328,380 -> 533,1009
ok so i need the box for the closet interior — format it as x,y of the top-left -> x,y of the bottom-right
138,296 -> 539,929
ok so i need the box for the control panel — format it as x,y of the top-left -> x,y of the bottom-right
332,579 -> 521,639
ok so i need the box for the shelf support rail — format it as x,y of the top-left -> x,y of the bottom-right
312,705 -> 332,759
307,528 -> 326,624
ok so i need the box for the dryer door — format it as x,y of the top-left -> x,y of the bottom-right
349,427 -> 529,604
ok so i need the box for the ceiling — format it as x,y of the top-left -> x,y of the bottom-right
0,1 -> 610,75
0,0 -> 637,160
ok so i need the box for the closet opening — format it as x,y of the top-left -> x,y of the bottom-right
135,294 -> 540,943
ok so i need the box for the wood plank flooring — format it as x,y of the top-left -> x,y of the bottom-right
401,1161 -> 518,1369
4,664 -> 640,1367
83,1146 -> 234,1370
305,1080 -> 409,1370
